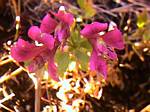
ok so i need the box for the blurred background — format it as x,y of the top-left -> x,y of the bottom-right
0,0 -> 150,112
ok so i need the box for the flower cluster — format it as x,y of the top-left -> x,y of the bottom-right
11,6 -> 74,81
11,6 -> 124,81
80,22 -> 124,78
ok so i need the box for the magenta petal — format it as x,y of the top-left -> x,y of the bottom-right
28,61 -> 38,73
28,59 -> 42,73
88,38 -> 98,50
97,56 -> 107,78
97,45 -> 117,60
55,11 -> 74,26
48,57 -> 59,81
107,47 -> 117,59
28,26 -> 41,41
97,44 -> 107,54
28,50 -> 50,72
102,28 -> 124,50
80,22 -> 108,38
89,39 -> 107,55
40,14 -> 58,33
55,25 -> 70,42
28,26 -> 55,50
90,50 -> 97,71
90,50 -> 107,78
11,39 -> 44,62
38,33 -> 55,50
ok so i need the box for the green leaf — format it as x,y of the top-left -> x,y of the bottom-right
55,51 -> 70,75
77,0 -> 85,8
137,10 -> 148,28
84,4 -> 96,17
71,30 -> 81,44
69,29 -> 82,50
69,29 -> 91,50
80,39 -> 92,50
77,0 -> 96,17
74,49 -> 89,71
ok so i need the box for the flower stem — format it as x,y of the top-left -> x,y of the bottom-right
35,76 -> 41,112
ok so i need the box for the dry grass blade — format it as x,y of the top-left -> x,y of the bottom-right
0,67 -> 23,84
0,58 -> 13,66
0,104 -> 15,112
0,93 -> 15,112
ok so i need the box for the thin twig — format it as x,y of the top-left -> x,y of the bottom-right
0,104 -> 15,112
0,93 -> 15,104
0,58 -> 13,66
110,4 -> 134,13
11,0 -> 18,15
110,2 -> 150,13
94,6 -> 117,17
0,67 -> 23,84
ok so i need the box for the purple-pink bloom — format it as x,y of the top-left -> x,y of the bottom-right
40,14 -> 58,33
80,22 -> 124,78
28,26 -> 55,50
102,28 -> 124,50
54,8 -> 74,26
80,22 -> 124,50
11,7 -> 74,81
11,38 -> 59,81
11,38 -> 46,62
52,7 -> 74,42
90,50 -> 107,78
80,22 -> 108,38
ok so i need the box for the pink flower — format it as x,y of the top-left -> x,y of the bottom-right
53,6 -> 74,42
90,49 -> 107,78
80,22 -> 124,78
11,7 -> 74,81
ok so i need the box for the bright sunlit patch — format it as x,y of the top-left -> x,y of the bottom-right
119,64 -> 124,67
16,16 -> 20,22
61,79 -> 72,91
127,19 -> 131,24
124,26 -> 128,31
35,41 -> 44,46
56,90 -> 68,103
61,103 -> 75,112
16,24 -> 20,30
98,31 -> 106,36
69,53 -> 73,58
59,6 -> 65,11
97,88 -> 103,99
43,71 -> 49,80
7,40 -> 12,46
76,17 -> 82,22
15,16 -> 20,30
84,83 -> 92,93
68,61 -> 76,71
143,48 -> 149,52
134,42 -> 141,47
115,0 -> 121,3
72,99 -> 85,111
108,21 -> 117,31
42,105 -> 57,112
